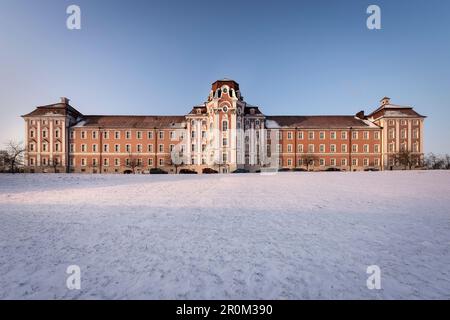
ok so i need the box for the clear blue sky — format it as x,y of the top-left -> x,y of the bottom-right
1,0 -> 449,153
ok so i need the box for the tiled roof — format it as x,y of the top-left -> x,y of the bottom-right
73,115 -> 186,129
367,104 -> 426,119
22,103 -> 83,118
265,116 -> 380,129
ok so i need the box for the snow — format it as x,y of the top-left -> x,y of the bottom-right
0,171 -> 449,299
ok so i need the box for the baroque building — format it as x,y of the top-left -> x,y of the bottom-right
22,79 -> 426,173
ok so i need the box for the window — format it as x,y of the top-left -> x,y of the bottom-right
92,131 -> 98,139
374,131 -> 380,140
92,158 -> 98,167
287,132 -> 293,140
319,159 -> 325,166
148,158 -> 153,166
147,131 -> 153,139
115,131 -> 120,139
81,158 -> 87,167
191,131 -> 196,139
168,131 -> 175,140
363,131 -> 369,140
55,130 -> 60,138
201,144 -> 206,152
363,144 -> 369,153
222,121 -> 228,131
115,159 -> 120,166
42,130 -> 47,138
81,131 -> 87,139
319,132 -> 325,140
298,144 -> 304,153
413,142 -> 419,152
159,158 -> 164,166
103,144 -> 109,152
137,144 -> 142,152
401,129 -> 407,139
388,129 -> 395,139
126,131 -> 131,139
191,144 -> 195,152
352,131 -> 358,140
363,158 -> 369,167
148,144 -> 153,152
29,143 -> 35,151
159,131 -> 164,139
276,144 -> 282,153
92,144 -> 98,152
330,144 -> 336,153
389,143 -> 395,152
341,144 -> 347,153
308,144 -> 314,153
126,144 -> 131,153
401,120 -> 407,126
374,144 -> 380,153
298,131 -> 304,140
341,131 -> 348,140
352,158 -> 358,166
223,138 -> 228,146
341,158 -> 347,166
308,131 -> 314,140
352,144 -> 358,153
413,129 -> 419,139
330,158 -> 336,166
201,131 -> 206,139
159,144 -> 164,152
330,131 -> 336,140
287,159 -> 292,166
374,158 -> 380,166
389,120 -> 395,126
70,131 -> 75,139
319,144 -> 325,153
115,144 -> 120,152
276,131 -> 282,140
70,144 -> 74,152
103,158 -> 109,166
103,131 -> 110,139
29,158 -> 35,166
137,131 -> 142,139
81,144 -> 87,152
222,152 -> 227,163
169,144 -> 174,152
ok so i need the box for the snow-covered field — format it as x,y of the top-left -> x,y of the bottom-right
0,171 -> 449,299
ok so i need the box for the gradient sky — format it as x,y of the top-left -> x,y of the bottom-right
1,0 -> 449,153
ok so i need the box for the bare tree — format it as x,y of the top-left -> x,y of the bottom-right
126,152 -> 141,173
443,154 -> 450,170
169,148 -> 186,174
394,150 -> 421,170
299,153 -> 318,171
425,153 -> 444,170
4,140 -> 25,173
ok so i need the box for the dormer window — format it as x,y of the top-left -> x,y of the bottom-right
250,108 -> 255,114
196,108 -> 202,114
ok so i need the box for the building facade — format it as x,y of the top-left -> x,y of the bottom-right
22,79 -> 426,173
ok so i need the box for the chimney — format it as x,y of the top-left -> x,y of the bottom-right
380,97 -> 390,106
60,97 -> 70,104
356,110 -> 365,119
